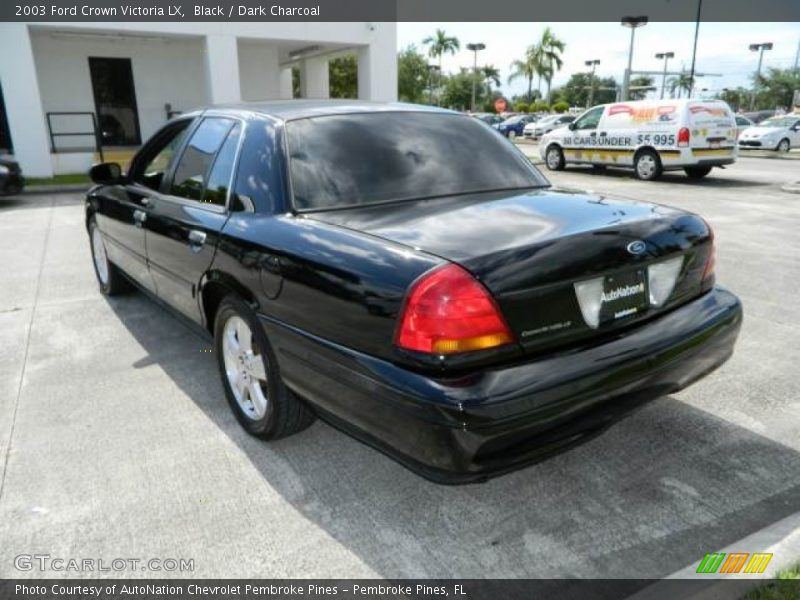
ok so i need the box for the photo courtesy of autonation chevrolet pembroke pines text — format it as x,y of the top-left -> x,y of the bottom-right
0,0 -> 799,598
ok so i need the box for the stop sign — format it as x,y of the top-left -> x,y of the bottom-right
494,98 -> 507,113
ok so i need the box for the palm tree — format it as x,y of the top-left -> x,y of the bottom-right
508,46 -> 542,102
668,73 -> 694,99
482,65 -> 501,89
422,29 -> 460,104
538,27 -> 566,104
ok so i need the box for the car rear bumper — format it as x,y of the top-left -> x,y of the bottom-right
260,287 -> 742,483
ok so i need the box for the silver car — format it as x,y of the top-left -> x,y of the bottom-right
738,115 -> 800,152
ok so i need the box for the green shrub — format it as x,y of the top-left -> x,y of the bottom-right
531,101 -> 550,113
513,102 -> 530,113
552,101 -> 570,113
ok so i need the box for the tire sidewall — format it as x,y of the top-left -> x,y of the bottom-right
214,295 -> 283,437
777,139 -> 790,152
88,219 -> 112,295
545,144 -> 565,171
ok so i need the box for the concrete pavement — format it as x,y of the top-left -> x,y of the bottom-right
0,156 -> 798,580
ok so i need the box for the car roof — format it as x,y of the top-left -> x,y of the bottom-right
186,100 -> 458,122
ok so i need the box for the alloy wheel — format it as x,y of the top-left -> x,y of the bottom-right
222,315 -> 269,420
637,154 -> 656,179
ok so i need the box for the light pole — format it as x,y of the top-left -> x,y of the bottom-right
584,59 -> 600,108
655,52 -> 674,99
426,64 -> 440,105
621,16 -> 648,101
748,42 -> 773,110
466,42 -> 486,113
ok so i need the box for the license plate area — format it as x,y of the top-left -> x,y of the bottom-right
598,268 -> 648,324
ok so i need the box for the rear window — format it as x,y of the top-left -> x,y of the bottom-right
285,112 -> 546,210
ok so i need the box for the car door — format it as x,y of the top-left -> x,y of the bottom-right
93,118 -> 194,293
143,116 -> 243,323
564,106 -> 605,165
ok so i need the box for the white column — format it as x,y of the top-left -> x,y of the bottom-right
279,67 -> 294,100
0,24 -> 53,177
300,57 -> 329,99
204,34 -> 241,105
357,24 -> 398,102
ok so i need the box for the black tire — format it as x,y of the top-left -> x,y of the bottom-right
545,144 -> 566,171
633,149 -> 663,181
684,166 -> 713,179
591,164 -> 607,170
88,218 -> 132,296
214,294 -> 315,439
776,138 -> 791,152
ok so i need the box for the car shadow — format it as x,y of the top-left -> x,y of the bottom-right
0,193 -> 83,210
562,166 -> 768,188
105,292 -> 800,582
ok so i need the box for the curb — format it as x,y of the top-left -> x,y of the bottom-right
626,511 -> 800,600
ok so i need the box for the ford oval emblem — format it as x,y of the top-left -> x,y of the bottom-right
627,240 -> 647,255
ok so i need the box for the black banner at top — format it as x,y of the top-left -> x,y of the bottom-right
1,0 -> 799,22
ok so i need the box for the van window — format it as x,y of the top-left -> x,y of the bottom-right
573,106 -> 604,130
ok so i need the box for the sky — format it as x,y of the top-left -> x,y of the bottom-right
397,22 -> 800,99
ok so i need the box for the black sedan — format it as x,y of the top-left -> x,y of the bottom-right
85,101 -> 742,483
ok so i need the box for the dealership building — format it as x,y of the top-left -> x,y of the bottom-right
0,22 -> 397,177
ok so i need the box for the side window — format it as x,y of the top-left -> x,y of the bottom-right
132,120 -> 192,191
230,120 -> 283,213
170,117 -> 234,201
202,123 -> 242,207
574,106 -> 604,130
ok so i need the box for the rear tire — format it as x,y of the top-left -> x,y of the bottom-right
545,144 -> 565,171
684,166 -> 713,179
88,218 -> 132,296
634,149 -> 663,181
776,138 -> 790,152
214,294 -> 315,439
507,130 -> 517,140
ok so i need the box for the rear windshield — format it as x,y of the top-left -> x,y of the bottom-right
285,112 -> 546,210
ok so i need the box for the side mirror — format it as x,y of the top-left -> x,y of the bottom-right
568,122 -> 577,130
89,162 -> 123,185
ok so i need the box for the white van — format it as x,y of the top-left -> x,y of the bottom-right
539,99 -> 738,180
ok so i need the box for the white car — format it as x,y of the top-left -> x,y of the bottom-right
539,99 -> 738,180
523,114 -> 575,139
738,115 -> 800,152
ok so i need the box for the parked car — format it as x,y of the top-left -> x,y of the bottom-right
738,114 -> 800,152
495,114 -> 535,138
734,114 -> 754,138
524,114 -> 575,139
541,99 -> 738,180
472,113 -> 503,126
86,101 -> 742,483
741,110 -> 776,124
0,157 -> 24,195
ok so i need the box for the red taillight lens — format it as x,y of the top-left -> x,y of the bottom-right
678,127 -> 691,147
395,264 -> 514,354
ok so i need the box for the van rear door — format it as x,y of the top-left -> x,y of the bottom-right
687,101 -> 736,150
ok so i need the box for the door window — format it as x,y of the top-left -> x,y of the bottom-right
203,123 -> 242,207
170,118 -> 235,201
573,106 -> 604,130
131,120 -> 192,191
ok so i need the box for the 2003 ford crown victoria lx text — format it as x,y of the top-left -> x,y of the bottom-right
85,101 -> 742,483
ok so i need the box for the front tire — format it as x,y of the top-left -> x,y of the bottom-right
684,165 -> 713,179
214,294 -> 315,439
634,149 -> 663,181
89,218 -> 131,295
545,144 -> 565,171
776,138 -> 790,152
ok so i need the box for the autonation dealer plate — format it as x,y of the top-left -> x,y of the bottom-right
599,269 -> 648,323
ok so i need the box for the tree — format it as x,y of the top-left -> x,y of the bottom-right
482,65 -> 501,89
667,73 -> 694,99
752,67 -> 800,110
397,45 -> 430,103
329,55 -> 357,99
441,68 -> 491,111
552,101 -> 569,113
629,75 -> 656,100
557,73 -> 618,107
538,27 -> 566,104
514,102 -> 530,113
422,29 -> 460,104
719,87 -> 749,112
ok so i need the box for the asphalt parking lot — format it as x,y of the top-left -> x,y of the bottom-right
0,155 -> 799,580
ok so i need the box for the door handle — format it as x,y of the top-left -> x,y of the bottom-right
188,230 -> 207,246
133,209 -> 147,227
589,131 -> 597,137
599,131 -> 607,137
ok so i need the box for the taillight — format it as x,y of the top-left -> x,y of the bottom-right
395,264 -> 514,354
678,127 -> 691,147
